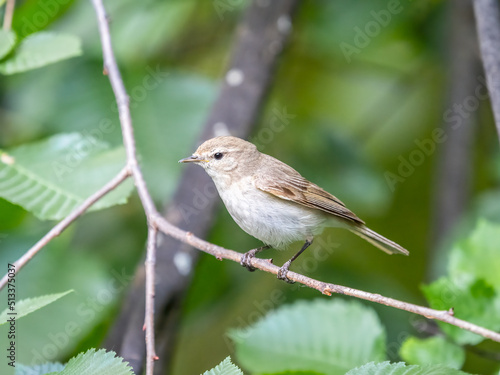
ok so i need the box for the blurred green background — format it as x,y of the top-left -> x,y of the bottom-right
1,0 -> 499,374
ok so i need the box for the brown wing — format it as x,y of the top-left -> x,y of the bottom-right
254,156 -> 364,225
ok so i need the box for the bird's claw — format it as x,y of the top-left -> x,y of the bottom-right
240,251 -> 256,272
277,261 -> 294,284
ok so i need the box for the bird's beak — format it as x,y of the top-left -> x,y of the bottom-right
178,155 -> 206,163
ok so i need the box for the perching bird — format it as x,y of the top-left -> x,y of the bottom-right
180,136 -> 408,282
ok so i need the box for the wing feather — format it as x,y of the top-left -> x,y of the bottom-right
254,156 -> 364,225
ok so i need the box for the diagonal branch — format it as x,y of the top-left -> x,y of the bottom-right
89,0 -> 161,374
0,166 -> 130,290
153,215 -> 500,344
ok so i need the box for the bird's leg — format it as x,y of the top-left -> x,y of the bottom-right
277,238 -> 313,283
240,245 -> 272,271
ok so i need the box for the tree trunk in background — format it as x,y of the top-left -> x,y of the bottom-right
430,0 -> 479,277
103,1 -> 300,373
473,0 -> 500,138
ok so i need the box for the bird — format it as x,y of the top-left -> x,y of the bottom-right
179,136 -> 408,282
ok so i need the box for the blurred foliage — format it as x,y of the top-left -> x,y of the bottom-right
422,221 -> 500,345
0,0 -> 499,374
0,133 -> 133,220
399,336 -> 465,369
199,300 -> 469,374
344,361 -> 470,375
0,32 -> 81,75
0,290 -> 72,325
229,299 -> 386,374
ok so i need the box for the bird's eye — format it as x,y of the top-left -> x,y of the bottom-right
214,152 -> 223,160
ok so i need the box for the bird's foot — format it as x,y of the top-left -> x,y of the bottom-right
277,261 -> 294,284
240,249 -> 258,272
240,245 -> 271,272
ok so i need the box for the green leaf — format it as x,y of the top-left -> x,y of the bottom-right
0,133 -> 133,220
0,290 -> 72,325
448,220 -> 500,288
0,30 -> 16,59
345,361 -> 471,375
228,299 -> 386,375
265,372 -> 324,375
201,357 -> 243,375
422,277 -> 500,345
422,221 -> 500,344
399,336 -> 465,369
0,32 -> 81,75
15,362 -> 65,375
52,349 -> 133,375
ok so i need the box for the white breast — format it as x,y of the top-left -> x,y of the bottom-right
213,176 -> 327,248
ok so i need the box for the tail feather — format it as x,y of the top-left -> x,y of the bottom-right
349,226 -> 409,256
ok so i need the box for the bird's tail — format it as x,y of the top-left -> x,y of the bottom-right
349,225 -> 409,256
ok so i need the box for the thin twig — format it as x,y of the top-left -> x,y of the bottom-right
0,166 -> 130,290
89,1 -> 160,374
153,215 -> 500,343
2,0 -> 15,31
144,226 -> 158,366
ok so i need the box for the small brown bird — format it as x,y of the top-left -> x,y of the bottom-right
180,136 -> 408,282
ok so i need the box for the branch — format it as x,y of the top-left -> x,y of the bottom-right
153,215 -> 500,344
473,0 -> 500,139
0,166 -> 130,290
144,226 -> 158,363
103,1 -> 299,373
89,1 -> 161,374
2,0 -> 15,31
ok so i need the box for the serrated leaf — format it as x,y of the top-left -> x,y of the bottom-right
53,349 -> 133,375
202,357 -> 243,375
265,372 -> 324,375
15,362 -> 65,375
399,336 -> 465,369
448,220 -> 500,288
0,29 -> 16,59
0,290 -> 72,325
422,221 -> 500,345
0,133 -> 133,220
228,299 -> 386,375
0,32 -> 81,75
345,361 -> 471,375
422,277 -> 500,345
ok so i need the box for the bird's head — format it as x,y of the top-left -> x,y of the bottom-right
179,136 -> 259,179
